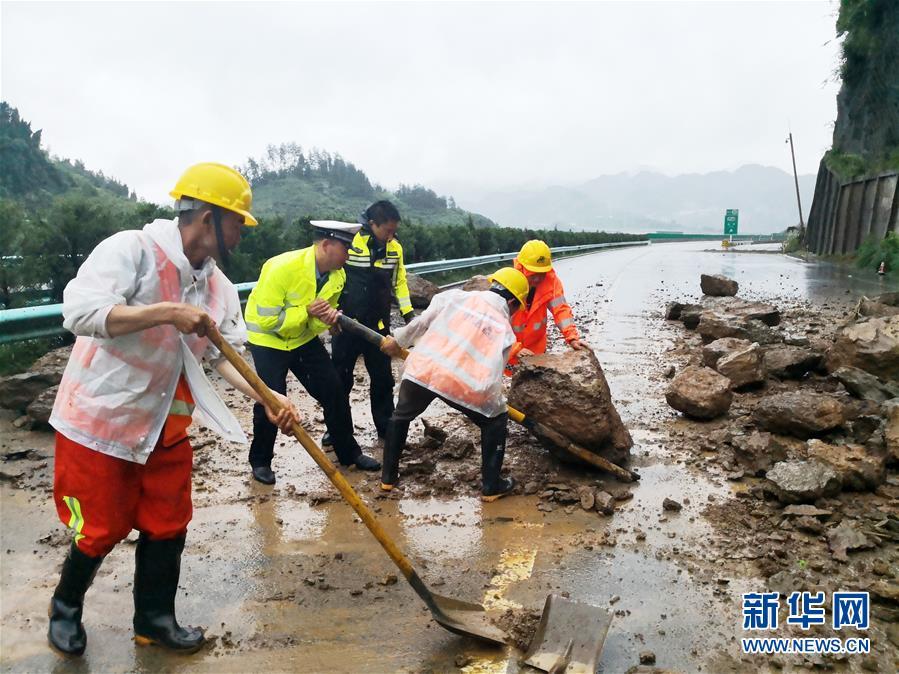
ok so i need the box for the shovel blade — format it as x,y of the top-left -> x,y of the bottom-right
429,593 -> 508,646
522,594 -> 612,674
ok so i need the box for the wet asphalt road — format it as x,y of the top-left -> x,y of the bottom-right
0,241 -> 893,673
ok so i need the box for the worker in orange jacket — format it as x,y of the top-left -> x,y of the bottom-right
509,240 -> 589,366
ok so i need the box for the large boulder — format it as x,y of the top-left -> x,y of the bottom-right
696,312 -> 780,344
702,337 -> 752,368
832,366 -> 899,403
826,315 -> 899,381
763,345 -> 823,379
696,311 -> 750,342
732,431 -> 787,476
766,460 -> 842,504
701,296 -> 781,326
665,366 -> 732,420
508,350 -> 632,465
716,343 -> 766,389
679,304 -> 704,329
857,292 -> 899,318
806,439 -> 886,491
405,273 -> 441,309
753,392 -> 846,439
700,274 -> 738,297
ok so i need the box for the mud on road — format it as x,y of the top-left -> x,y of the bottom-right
1,241 -> 896,673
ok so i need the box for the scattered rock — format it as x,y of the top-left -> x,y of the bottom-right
679,304 -> 704,329
662,497 -> 682,512
639,650 -> 657,665
421,418 -> 448,443
782,504 -> 833,518
716,343 -> 766,389
454,654 -> 472,668
25,385 -> 58,426
461,275 -> 491,293
766,460 -> 841,504
493,607 -> 541,651
405,273 -> 440,309
440,431 -> 474,460
379,574 -> 398,586
662,365 -> 675,379
700,274 -> 738,297
826,521 -> 875,562
0,370 -> 62,412
762,345 -> 823,379
826,315 -> 899,380
806,439 -> 886,490
594,491 -> 615,515
577,486 -> 595,511
793,516 -> 825,534
665,302 -> 686,320
701,337 -> 752,368
884,399 -> 899,462
665,366 -> 732,420
832,366 -> 899,403
732,431 -> 786,476
509,350 -> 633,465
753,392 -> 845,439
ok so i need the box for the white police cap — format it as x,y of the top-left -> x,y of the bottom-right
310,220 -> 363,253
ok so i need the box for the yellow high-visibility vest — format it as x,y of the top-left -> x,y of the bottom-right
245,245 -> 345,351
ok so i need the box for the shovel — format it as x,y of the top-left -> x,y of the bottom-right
522,594 -> 613,674
336,314 -> 638,482
207,327 -> 508,646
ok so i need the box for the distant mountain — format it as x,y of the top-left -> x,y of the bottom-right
449,165 -> 816,234
244,144 -> 497,228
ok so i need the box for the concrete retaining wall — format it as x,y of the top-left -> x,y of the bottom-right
807,161 -> 898,255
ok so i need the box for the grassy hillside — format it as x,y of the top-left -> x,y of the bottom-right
243,144 -> 497,228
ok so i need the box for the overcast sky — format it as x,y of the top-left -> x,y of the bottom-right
2,1 -> 842,205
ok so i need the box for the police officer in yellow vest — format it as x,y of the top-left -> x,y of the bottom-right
327,201 -> 413,446
244,221 -> 381,484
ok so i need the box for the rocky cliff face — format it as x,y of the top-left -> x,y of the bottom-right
830,0 -> 899,166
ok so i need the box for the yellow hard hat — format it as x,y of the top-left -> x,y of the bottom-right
488,267 -> 529,307
170,162 -> 258,226
517,239 -> 552,272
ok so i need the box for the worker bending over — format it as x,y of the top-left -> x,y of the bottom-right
510,240 -> 588,365
328,200 -> 413,446
46,163 -> 297,656
244,221 -> 381,484
379,267 -> 529,502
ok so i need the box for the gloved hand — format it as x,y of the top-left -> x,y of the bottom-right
402,311 -> 415,325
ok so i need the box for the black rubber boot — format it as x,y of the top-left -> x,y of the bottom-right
133,535 -> 205,653
48,542 -> 104,656
480,420 -> 516,502
380,420 -> 410,490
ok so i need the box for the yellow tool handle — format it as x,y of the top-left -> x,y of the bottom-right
208,328 -> 419,582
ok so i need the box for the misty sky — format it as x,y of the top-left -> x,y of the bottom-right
2,1 -> 842,206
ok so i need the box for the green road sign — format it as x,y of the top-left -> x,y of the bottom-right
724,209 -> 739,235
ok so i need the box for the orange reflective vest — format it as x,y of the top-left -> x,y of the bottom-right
509,261 -> 579,364
397,289 -> 515,418
162,375 -> 195,447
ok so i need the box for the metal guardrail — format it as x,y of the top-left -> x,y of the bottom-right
0,241 -> 646,345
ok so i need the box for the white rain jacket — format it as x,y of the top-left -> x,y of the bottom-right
50,219 -> 248,464
394,289 -> 515,418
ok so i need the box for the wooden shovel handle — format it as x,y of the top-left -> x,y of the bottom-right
207,328 -> 421,584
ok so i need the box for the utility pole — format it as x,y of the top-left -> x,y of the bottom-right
786,132 -> 805,238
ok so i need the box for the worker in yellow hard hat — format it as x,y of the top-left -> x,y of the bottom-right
379,266 -> 528,502
46,162 -> 298,657
510,240 -> 588,367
